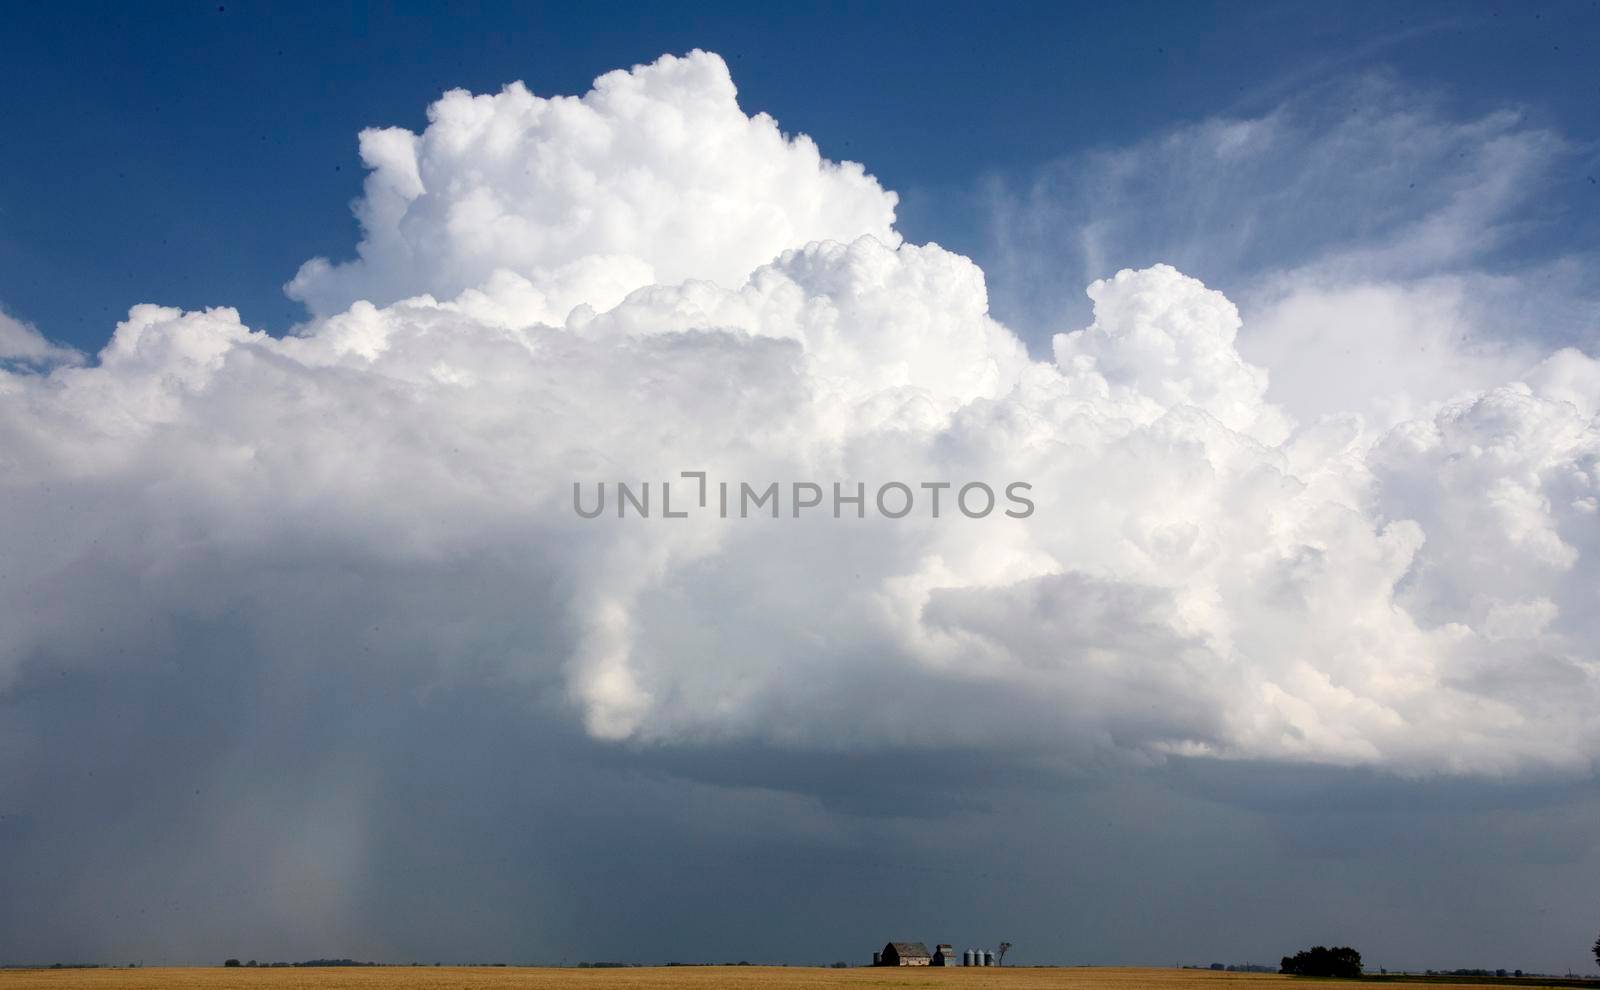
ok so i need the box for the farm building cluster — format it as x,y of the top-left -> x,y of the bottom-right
873,942 -> 998,967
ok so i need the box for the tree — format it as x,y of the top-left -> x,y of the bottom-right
997,943 -> 1013,967
223,959 -> 241,968
1280,946 -> 1362,978
1592,931 -> 1599,968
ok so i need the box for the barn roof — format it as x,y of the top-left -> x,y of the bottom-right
887,942 -> 931,958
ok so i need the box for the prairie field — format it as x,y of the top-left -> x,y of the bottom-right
0,968 -> 1585,990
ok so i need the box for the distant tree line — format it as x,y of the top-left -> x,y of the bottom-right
1280,946 -> 1362,978
223,959 -> 379,968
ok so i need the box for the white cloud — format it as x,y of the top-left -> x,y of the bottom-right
286,49 -> 900,322
2,52 -> 1597,776
0,307 -> 82,369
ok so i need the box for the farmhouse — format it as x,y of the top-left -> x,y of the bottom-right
876,942 -> 931,966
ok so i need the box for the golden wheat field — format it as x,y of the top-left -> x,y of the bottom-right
0,967 -> 1582,990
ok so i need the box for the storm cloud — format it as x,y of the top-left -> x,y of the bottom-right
1,50 -> 1598,969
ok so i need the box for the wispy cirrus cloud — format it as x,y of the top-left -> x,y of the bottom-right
981,72 -> 1599,428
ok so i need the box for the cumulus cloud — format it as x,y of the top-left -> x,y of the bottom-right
2,51 -> 1598,779
286,49 -> 900,321
0,307 -> 82,369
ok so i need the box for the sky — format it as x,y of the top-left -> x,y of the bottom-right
2,0 -> 1600,974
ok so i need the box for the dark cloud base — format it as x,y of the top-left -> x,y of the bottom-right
4,628 -> 1596,971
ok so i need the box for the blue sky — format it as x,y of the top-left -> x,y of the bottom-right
4,1 -> 1600,974
2,1 -> 1596,349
